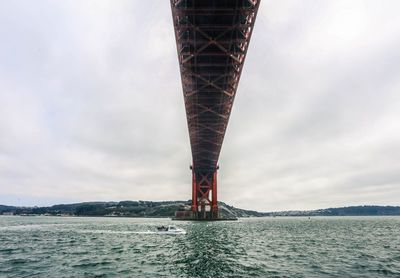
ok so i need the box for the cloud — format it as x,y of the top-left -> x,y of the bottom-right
0,0 -> 399,210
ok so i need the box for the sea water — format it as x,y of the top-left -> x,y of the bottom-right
0,216 -> 399,277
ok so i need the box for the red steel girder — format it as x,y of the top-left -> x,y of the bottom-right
171,0 -> 260,218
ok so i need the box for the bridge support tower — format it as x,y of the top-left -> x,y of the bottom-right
170,0 -> 260,221
191,166 -> 219,220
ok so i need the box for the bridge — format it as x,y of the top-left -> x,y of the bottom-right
171,0 -> 260,220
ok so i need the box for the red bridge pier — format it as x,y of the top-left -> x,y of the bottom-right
191,166 -> 219,220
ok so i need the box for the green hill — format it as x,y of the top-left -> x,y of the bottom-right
1,203 -> 400,218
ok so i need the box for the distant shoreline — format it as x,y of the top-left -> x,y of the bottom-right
2,201 -> 400,218
2,214 -> 400,218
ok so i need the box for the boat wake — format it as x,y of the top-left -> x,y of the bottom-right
73,226 -> 187,235
136,230 -> 186,235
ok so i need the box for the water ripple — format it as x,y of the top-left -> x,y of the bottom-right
0,216 -> 399,277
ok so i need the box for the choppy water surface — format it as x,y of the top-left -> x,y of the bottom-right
1,216 -> 399,277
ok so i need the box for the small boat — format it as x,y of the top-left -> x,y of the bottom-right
155,225 -> 186,235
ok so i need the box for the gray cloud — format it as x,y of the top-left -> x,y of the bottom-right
0,0 -> 399,210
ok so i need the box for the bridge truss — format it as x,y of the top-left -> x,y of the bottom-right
171,0 -> 260,219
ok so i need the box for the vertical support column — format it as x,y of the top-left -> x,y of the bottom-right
191,168 -> 198,213
211,170 -> 218,218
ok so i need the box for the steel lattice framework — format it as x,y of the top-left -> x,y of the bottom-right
171,0 -> 260,219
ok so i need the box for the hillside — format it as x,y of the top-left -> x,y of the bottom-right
1,203 -> 400,218
0,200 -> 263,218
266,205 -> 400,217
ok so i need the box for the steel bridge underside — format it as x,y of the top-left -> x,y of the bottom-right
171,0 -> 260,219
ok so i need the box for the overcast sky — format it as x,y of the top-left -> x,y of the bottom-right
0,0 -> 399,211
